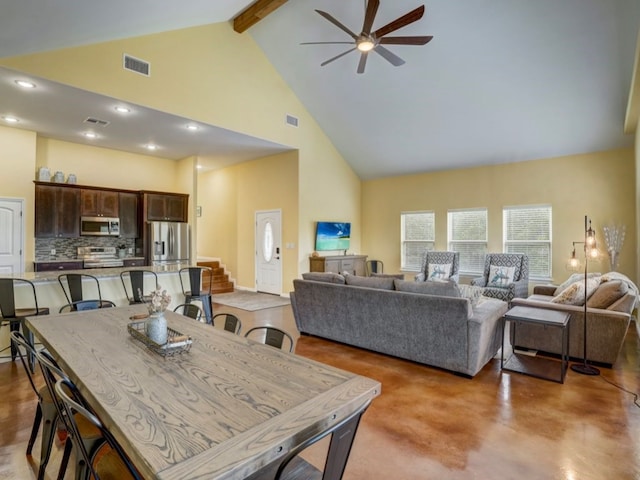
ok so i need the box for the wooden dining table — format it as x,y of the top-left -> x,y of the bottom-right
26,305 -> 380,480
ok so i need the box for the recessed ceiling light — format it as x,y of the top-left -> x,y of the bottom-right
145,144 -> 158,151
186,124 -> 199,131
15,79 -> 36,89
2,115 -> 19,123
84,132 -> 98,139
114,106 -> 130,113
196,164 -> 202,169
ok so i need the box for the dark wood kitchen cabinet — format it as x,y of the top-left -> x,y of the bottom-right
118,192 -> 139,238
80,189 -> 119,217
35,184 -> 80,238
143,192 -> 188,222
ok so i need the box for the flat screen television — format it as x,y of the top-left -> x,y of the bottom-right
315,222 -> 351,251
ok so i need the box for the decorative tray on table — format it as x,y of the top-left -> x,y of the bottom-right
127,315 -> 193,357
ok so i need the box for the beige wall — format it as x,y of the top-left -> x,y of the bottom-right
362,149 -> 637,285
35,137 -> 185,192
197,151 -> 299,292
0,125 -> 37,265
1,21 -> 360,287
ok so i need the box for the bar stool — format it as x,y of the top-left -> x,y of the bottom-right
0,278 -> 49,373
58,273 -> 114,310
179,266 -> 213,324
120,270 -> 158,305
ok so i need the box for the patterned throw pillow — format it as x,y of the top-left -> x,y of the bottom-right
551,277 -> 600,305
427,263 -> 451,281
487,265 -> 515,288
457,284 -> 485,306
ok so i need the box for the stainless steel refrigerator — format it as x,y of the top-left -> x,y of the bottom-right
148,222 -> 190,266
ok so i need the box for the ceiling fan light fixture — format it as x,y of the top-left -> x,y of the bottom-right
357,39 -> 375,52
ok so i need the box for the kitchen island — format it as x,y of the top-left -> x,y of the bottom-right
0,263 -> 196,359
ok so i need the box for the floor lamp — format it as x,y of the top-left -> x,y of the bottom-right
567,215 -> 601,376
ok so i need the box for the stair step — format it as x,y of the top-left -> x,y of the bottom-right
212,282 -> 234,294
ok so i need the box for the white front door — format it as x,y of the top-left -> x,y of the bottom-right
0,198 -> 24,274
255,210 -> 282,295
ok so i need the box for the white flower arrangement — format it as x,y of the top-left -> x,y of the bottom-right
146,285 -> 171,314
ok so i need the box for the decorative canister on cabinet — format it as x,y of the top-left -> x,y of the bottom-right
67,173 -> 77,184
53,171 -> 65,183
37,167 -> 51,181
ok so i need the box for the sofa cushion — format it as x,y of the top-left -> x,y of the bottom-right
551,277 -> 600,305
394,279 -> 460,297
371,272 -> 405,280
427,263 -> 451,281
487,265 -> 515,288
345,275 -> 395,290
302,272 -> 346,284
587,280 -> 628,309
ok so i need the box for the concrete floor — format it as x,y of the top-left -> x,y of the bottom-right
1,303 -> 639,479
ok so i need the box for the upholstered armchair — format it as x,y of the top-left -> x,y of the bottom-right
471,253 -> 529,303
415,251 -> 460,283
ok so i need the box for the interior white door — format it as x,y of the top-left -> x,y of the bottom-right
255,210 -> 282,295
0,198 -> 24,274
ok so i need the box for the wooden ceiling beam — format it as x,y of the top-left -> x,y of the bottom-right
233,0 -> 288,33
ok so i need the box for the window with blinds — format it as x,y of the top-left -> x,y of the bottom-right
448,209 -> 487,274
401,211 -> 435,270
503,205 -> 552,279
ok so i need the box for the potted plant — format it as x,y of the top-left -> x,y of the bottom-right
117,243 -> 127,258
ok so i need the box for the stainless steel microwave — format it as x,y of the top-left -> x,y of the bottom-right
80,216 -> 120,236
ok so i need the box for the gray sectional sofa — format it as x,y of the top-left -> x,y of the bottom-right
290,273 -> 508,377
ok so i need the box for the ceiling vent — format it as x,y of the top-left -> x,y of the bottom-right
123,54 -> 150,76
286,114 -> 299,127
84,117 -> 110,127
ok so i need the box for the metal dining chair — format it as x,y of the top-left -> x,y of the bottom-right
173,302 -> 205,322
212,313 -> 242,334
59,299 -> 116,313
244,326 -> 294,352
274,400 -> 372,480
9,331 -> 58,480
35,350 -> 104,480
179,266 -> 213,324
55,378 -> 141,480
120,269 -> 158,305
0,277 -> 49,372
58,273 -> 114,310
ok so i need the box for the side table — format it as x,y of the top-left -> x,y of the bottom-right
501,306 -> 571,384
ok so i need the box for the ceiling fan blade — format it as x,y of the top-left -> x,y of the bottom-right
320,47 -> 358,67
301,41 -> 355,45
373,45 -> 405,67
373,5 -> 425,39
315,10 -> 359,40
379,35 -> 433,45
357,53 -> 368,74
362,0 -> 380,35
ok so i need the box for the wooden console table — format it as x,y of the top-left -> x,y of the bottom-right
309,255 -> 367,276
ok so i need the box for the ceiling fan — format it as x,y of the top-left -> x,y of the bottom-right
302,0 -> 433,74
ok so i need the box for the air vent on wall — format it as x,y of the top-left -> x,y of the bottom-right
286,114 -> 299,127
84,117 -> 110,127
123,54 -> 151,76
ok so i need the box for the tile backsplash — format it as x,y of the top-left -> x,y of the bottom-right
35,238 -> 137,260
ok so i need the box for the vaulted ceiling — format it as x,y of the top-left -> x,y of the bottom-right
1,0 -> 639,179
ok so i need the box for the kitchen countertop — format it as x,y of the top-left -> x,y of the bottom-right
33,256 -> 146,264
15,262 -> 194,283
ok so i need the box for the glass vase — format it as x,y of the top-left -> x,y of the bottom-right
145,312 -> 168,345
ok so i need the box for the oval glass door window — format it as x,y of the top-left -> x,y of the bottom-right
263,221 -> 274,262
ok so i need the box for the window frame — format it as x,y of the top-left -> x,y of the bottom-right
503,204 -> 552,281
447,208 -> 488,275
400,211 -> 435,271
